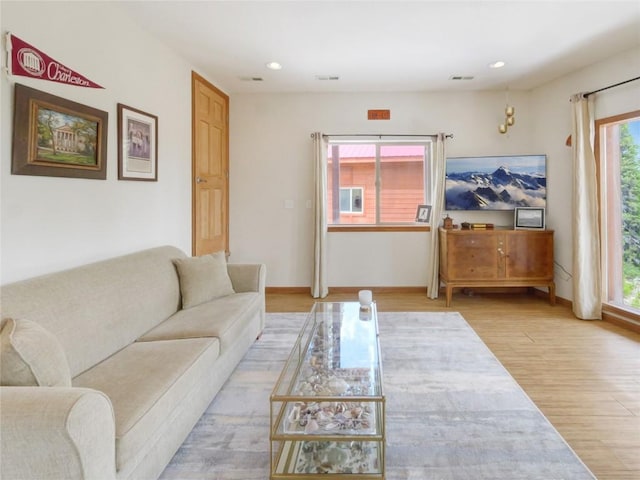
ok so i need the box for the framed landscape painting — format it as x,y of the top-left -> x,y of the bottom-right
12,84 -> 108,179
445,154 -> 546,210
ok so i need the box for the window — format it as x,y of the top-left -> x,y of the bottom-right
340,187 -> 363,213
327,141 -> 431,225
596,110 -> 640,318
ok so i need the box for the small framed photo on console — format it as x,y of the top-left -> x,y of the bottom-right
514,207 -> 545,230
415,204 -> 432,223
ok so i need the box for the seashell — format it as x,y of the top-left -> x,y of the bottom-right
287,405 -> 300,424
316,410 -> 330,422
325,447 -> 348,465
315,386 -> 332,395
327,378 -> 349,394
325,422 -> 339,430
305,419 -> 319,433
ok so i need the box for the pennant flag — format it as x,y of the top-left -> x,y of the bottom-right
7,33 -> 104,89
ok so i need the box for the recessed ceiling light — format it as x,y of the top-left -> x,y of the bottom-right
265,61 -> 282,70
489,61 -> 506,69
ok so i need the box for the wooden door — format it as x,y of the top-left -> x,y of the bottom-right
192,72 -> 229,256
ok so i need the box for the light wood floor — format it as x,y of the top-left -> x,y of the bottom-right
266,290 -> 640,480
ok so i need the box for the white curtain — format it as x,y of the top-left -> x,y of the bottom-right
311,132 -> 329,298
426,133 -> 447,299
570,94 -> 602,319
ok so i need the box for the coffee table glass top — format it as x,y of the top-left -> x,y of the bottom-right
272,301 -> 383,400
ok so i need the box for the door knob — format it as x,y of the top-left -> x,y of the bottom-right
196,176 -> 207,184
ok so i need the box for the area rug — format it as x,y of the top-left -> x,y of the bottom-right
160,311 -> 595,479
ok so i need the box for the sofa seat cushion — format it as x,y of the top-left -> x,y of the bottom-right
138,292 -> 260,352
73,337 -> 219,472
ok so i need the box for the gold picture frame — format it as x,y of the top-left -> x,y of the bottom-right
12,83 -> 108,180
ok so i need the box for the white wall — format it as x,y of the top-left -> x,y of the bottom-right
530,46 -> 640,300
0,1 -> 203,284
229,91 -> 534,287
3,2 -> 636,295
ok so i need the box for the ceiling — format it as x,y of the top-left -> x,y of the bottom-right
119,0 -> 640,93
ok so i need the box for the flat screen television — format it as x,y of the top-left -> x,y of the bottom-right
445,154 -> 546,211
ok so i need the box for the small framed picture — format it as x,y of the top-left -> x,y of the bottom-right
117,103 -> 158,181
415,204 -> 432,223
514,207 -> 545,230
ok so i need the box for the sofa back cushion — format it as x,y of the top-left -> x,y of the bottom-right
0,318 -> 72,387
173,251 -> 235,309
0,246 -> 185,377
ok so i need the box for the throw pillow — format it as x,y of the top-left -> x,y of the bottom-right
0,317 -> 72,387
173,251 -> 235,309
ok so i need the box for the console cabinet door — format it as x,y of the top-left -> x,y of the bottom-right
505,231 -> 554,280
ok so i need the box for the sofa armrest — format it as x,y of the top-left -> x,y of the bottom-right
0,387 -> 116,480
227,263 -> 266,294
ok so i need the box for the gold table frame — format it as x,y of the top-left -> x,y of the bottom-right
270,302 -> 385,479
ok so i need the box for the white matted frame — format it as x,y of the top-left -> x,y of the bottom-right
117,103 -> 158,181
415,204 -> 432,223
514,207 -> 545,230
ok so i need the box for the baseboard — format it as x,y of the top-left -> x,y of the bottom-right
266,286 -> 427,294
602,305 -> 640,334
329,286 -> 427,294
265,286 -> 309,294
533,290 -> 640,333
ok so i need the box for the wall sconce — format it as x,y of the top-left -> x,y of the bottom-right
499,105 -> 515,134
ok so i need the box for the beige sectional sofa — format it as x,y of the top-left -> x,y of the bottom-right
0,246 -> 266,480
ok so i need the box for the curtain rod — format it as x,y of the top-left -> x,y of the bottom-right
316,133 -> 454,139
585,76 -> 640,97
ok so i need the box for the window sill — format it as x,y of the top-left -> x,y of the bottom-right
328,225 -> 430,232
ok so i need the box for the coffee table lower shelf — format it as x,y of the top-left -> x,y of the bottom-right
272,439 -> 384,479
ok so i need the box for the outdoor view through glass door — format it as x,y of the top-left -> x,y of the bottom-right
596,110 -> 640,318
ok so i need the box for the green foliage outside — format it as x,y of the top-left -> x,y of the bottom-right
620,123 -> 640,308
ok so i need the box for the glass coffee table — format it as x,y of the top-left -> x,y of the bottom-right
270,302 -> 385,479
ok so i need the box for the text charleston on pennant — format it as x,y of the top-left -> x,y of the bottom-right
8,33 -> 104,89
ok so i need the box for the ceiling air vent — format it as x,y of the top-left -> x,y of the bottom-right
316,75 -> 340,81
449,75 -> 474,81
239,76 -> 264,82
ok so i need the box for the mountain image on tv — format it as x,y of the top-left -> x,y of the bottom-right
445,155 -> 546,211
